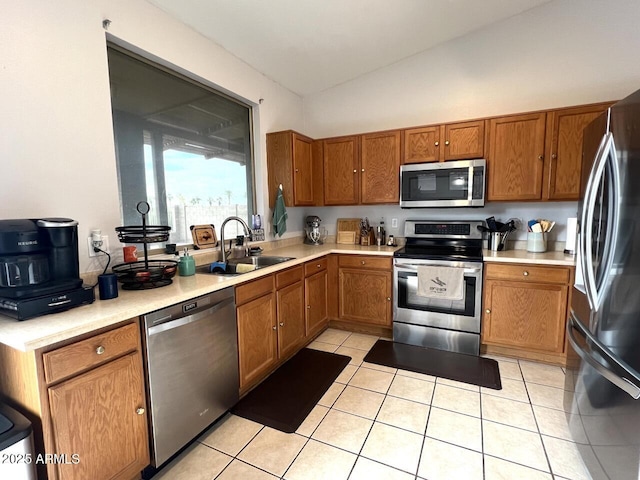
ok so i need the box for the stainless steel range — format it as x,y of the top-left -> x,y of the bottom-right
393,220 -> 484,355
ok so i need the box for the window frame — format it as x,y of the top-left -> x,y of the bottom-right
107,42 -> 257,246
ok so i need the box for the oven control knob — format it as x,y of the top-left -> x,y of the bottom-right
523,271 -> 529,276
485,309 -> 491,314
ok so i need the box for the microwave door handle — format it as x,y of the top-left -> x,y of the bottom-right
468,165 -> 473,201
567,313 -> 640,399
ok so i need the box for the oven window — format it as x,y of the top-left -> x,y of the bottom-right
397,272 -> 476,316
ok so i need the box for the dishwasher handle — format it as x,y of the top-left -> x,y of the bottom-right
147,296 -> 234,336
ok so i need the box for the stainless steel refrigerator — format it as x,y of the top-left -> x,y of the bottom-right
564,89 -> 640,480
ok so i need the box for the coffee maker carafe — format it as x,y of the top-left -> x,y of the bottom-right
0,218 -> 94,320
304,216 -> 326,245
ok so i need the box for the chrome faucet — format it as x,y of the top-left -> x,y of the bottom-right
220,216 -> 251,263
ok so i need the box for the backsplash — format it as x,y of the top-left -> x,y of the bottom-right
297,202 -> 578,243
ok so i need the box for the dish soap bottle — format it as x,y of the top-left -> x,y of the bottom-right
178,248 -> 195,276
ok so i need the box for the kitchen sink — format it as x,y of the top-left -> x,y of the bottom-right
196,256 -> 296,275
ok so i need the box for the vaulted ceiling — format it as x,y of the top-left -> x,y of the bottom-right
147,0 -> 553,96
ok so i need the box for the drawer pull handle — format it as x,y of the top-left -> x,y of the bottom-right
486,309 -> 491,314
523,271 -> 529,276
317,264 -> 321,268
96,346 -> 105,355
136,407 -> 145,415
361,261 -> 365,265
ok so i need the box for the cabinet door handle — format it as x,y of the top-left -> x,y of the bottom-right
523,271 -> 529,276
307,305 -> 311,309
434,141 -> 439,147
445,140 -> 450,146
96,345 -> 105,355
295,168 -> 299,172
353,169 -> 357,173
386,297 -> 391,301
279,322 -> 284,327
136,407 -> 145,415
272,325 -> 277,330
551,153 -> 557,160
485,309 -> 491,314
361,168 -> 365,172
538,155 -> 544,160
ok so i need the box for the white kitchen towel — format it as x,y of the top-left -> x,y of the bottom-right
416,266 -> 465,300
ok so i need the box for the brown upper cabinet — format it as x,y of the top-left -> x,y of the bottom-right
322,135 -> 360,205
267,131 -> 322,207
360,131 -> 401,204
486,102 -> 611,201
267,101 -> 613,206
403,120 -> 485,164
322,131 -> 401,205
486,113 -> 547,201
543,103 -> 611,200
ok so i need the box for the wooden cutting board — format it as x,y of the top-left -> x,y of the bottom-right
190,224 -> 217,249
336,218 -> 361,245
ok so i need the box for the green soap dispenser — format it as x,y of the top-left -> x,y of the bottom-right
178,248 -> 195,276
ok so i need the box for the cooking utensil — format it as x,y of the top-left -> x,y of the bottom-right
486,216 -> 498,231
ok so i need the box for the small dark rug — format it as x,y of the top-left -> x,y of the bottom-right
364,340 -> 502,390
231,348 -> 351,433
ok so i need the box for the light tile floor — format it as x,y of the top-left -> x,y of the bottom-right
155,329 -> 593,480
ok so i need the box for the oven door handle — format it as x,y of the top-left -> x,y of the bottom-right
394,263 -> 481,274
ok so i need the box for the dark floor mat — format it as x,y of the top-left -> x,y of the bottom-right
364,340 -> 502,390
231,348 -> 351,432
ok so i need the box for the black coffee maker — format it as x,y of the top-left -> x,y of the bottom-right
0,218 -> 95,320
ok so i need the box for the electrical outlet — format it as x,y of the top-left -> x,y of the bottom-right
87,235 -> 110,258
391,218 -> 398,229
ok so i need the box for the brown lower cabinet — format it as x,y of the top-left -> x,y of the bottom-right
0,320 -> 149,480
236,266 -> 308,392
304,258 -> 329,338
481,263 -> 574,363
338,255 -> 392,327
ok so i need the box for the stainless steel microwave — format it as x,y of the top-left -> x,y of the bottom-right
400,159 -> 486,208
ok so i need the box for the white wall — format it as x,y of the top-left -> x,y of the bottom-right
299,0 -> 640,239
0,0 -> 304,273
303,0 -> 640,137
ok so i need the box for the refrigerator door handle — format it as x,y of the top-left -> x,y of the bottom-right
567,313 -> 640,399
581,132 -> 617,312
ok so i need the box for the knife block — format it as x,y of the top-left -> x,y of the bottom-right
360,228 -> 375,246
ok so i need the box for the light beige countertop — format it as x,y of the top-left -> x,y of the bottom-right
0,243 -> 575,352
482,249 -> 576,266
0,243 -> 398,352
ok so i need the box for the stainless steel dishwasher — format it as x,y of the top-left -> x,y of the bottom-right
141,287 -> 238,468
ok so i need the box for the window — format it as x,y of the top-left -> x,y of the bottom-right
107,46 -> 254,245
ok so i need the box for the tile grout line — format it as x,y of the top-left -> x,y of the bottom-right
414,372 -> 437,480
519,358 -> 556,478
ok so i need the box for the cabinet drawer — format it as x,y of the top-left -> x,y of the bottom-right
275,265 -> 303,289
236,275 -> 274,305
339,255 -> 392,270
485,263 -> 570,284
43,322 -> 139,384
304,257 -> 328,277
